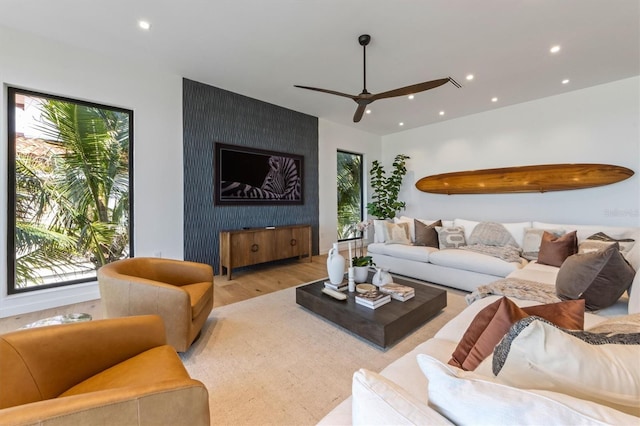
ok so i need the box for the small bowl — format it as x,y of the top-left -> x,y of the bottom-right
356,283 -> 376,294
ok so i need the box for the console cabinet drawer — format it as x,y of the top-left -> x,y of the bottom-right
219,225 -> 312,279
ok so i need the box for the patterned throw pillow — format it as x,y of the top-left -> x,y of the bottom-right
579,232 -> 635,256
383,222 -> 411,245
467,222 -> 518,248
436,226 -> 466,249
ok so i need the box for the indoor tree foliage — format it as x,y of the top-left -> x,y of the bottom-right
367,154 -> 410,219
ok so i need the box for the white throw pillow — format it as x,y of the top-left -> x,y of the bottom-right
453,218 -> 479,242
417,354 -> 639,425
492,317 -> 640,416
373,219 -> 388,243
351,369 -> 453,425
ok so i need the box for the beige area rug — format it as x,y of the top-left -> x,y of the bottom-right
180,285 -> 466,426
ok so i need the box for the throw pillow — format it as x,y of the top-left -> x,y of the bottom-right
467,222 -> 518,248
448,297 -> 584,371
579,232 -> 635,256
394,216 -> 415,242
521,228 -> 565,260
351,369 -> 453,425
418,354 -> 639,425
414,219 -> 441,248
587,313 -> 640,336
373,219 -> 388,243
436,226 -> 466,249
556,243 -> 636,310
383,222 -> 411,245
492,317 -> 640,416
537,230 -> 578,267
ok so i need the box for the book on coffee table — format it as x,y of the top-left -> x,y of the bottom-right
355,291 -> 391,309
379,283 -> 415,301
324,281 -> 348,292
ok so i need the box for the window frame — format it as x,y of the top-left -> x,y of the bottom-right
7,87 -> 134,294
337,150 -> 364,243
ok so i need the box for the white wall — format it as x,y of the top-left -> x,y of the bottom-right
0,26 -> 184,317
381,77 -> 640,227
318,119 -> 381,253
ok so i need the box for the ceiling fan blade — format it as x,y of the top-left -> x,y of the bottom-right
294,85 -> 357,100
353,103 -> 368,123
371,78 -> 452,101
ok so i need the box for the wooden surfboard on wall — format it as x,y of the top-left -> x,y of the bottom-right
415,163 -> 634,195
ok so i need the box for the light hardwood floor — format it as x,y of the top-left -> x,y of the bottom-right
0,253 -> 333,334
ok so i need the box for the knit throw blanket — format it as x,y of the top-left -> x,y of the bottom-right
466,278 -> 561,306
459,244 -> 523,263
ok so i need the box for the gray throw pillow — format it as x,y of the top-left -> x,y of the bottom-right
556,243 -> 636,310
467,222 -> 518,248
414,219 -> 441,248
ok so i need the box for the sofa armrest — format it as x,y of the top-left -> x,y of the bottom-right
0,379 -> 210,426
0,315 -> 166,403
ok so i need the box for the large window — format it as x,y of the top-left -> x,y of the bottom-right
7,88 -> 133,293
337,150 -> 363,241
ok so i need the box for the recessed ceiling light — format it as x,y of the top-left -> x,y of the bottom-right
466,74 -> 474,81
439,111 -> 445,116
399,122 -> 404,126
491,97 -> 498,102
550,45 -> 561,53
138,20 -> 151,30
408,94 -> 414,100
365,109 -> 371,114
562,79 -> 570,84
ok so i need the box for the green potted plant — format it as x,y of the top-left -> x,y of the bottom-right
367,154 -> 410,220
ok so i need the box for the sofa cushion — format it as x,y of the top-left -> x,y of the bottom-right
587,313 -> 640,335
521,228 -> 565,261
414,219 -> 441,247
429,249 -> 521,277
382,244 -> 435,263
556,244 -> 635,310
351,369 -> 453,425
394,216 -> 416,242
449,297 -> 584,371
453,218 -> 479,242
506,260 -> 559,286
373,219 -> 389,243
417,354 -> 639,425
537,230 -> 578,267
492,317 -> 640,416
435,226 -> 466,249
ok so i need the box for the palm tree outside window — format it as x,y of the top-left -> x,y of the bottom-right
7,87 -> 133,293
337,150 -> 363,241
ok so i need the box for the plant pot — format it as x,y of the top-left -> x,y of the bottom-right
353,266 -> 369,283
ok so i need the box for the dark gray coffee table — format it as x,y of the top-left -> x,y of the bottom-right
296,273 -> 446,349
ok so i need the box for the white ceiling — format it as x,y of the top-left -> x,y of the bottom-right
1,0 -> 639,136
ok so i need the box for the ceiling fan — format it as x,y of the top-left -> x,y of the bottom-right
294,34 -> 461,123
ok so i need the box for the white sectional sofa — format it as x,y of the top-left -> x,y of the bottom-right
319,218 -> 640,425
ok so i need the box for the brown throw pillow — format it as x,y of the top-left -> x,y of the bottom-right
556,243 -> 636,310
448,297 -> 584,371
414,219 -> 442,247
537,230 -> 578,267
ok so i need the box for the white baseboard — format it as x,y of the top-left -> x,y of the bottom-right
0,281 -> 100,318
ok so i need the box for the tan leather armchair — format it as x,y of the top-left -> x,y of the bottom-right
98,257 -> 214,352
0,315 -> 210,426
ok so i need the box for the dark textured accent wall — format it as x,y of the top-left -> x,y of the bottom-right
183,79 -> 319,273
